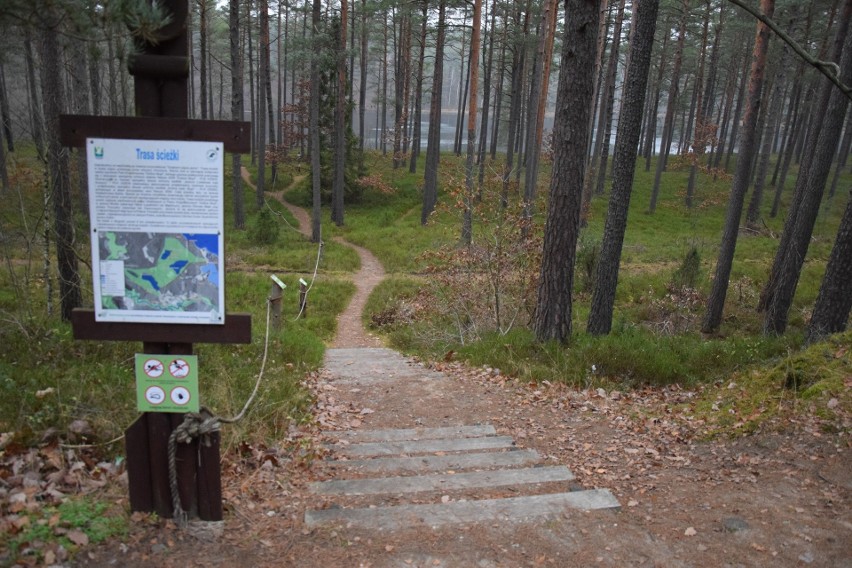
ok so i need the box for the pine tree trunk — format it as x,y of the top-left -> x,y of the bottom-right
649,0 -> 689,213
230,0 -> 245,230
453,12 -> 469,156
41,10 -> 82,321
311,0 -> 322,242
71,40 -> 90,213
723,45 -> 752,171
769,84 -> 801,216
422,0 -> 446,224
24,31 -> 45,160
256,0 -> 268,208
332,0 -> 348,226
702,0 -> 775,334
409,1 -> 428,173
807,190 -> 852,341
587,0 -> 660,336
643,24 -> 669,171
534,0 -> 599,344
461,0 -> 482,247
0,63 -> 13,152
489,11 -> 508,160
477,0 -> 498,185
685,0 -> 712,209
200,0 -> 209,119
827,111 -> 852,201
760,0 -> 847,313
247,3 -> 257,165
592,0 -> 627,198
359,0 -> 368,150
501,6 -> 528,208
764,3 -> 852,335
522,0 -> 558,228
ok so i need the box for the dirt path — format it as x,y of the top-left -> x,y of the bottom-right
241,166 -> 384,348
78,170 -> 850,567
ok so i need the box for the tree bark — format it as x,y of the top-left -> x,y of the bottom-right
230,0 -> 245,230
311,0 -> 322,242
522,0 -> 558,229
702,0 -> 775,334
591,0 -> 626,198
409,1 -> 428,173
685,0 -> 712,209
643,20 -> 669,171
807,189 -> 852,341
763,5 -> 852,335
199,0 -> 208,119
827,111 -> 852,201
0,63 -> 13,152
359,0 -> 368,151
461,0 -> 482,247
422,0 -> 446,225
256,0 -> 268,208
24,31 -> 45,159
41,9 -> 82,321
587,0 -> 660,336
759,0 -> 849,314
332,0 -> 348,226
534,0 -> 599,344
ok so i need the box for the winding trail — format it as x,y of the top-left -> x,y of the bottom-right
240,166 -> 385,347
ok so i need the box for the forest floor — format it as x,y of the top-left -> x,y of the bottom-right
62,176 -> 851,567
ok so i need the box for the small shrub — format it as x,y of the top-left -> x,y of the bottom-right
575,234 -> 600,293
671,246 -> 701,289
248,208 -> 280,245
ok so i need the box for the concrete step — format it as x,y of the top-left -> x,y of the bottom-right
304,489 -> 621,530
326,449 -> 541,475
331,436 -> 516,458
310,465 -> 574,496
325,424 -> 497,444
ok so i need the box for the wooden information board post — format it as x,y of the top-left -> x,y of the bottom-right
61,0 -> 251,521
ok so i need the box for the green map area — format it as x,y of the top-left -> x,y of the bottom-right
100,232 -> 220,313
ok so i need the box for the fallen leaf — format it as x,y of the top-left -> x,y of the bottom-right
67,529 -> 89,547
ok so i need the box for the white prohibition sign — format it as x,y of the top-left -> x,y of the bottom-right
169,358 -> 190,378
170,386 -> 191,406
143,358 -> 164,378
145,385 -> 166,405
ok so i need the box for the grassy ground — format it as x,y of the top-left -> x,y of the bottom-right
1,144 -> 848,449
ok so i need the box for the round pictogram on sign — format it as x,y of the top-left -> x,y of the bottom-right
170,386 -> 191,406
143,359 -> 164,378
145,386 -> 166,405
169,358 -> 190,378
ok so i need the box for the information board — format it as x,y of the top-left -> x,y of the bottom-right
87,138 -> 225,324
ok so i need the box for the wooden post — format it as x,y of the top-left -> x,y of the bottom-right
299,278 -> 308,318
62,0 -> 250,523
269,275 -> 285,331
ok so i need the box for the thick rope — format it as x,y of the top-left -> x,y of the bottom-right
167,297 -> 273,526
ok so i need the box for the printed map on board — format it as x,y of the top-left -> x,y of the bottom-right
98,232 -> 220,314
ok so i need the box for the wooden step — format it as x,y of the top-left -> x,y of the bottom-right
305,490 -> 621,530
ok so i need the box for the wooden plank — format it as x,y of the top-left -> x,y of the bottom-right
125,415 -> 153,513
59,115 -> 251,153
71,309 -> 252,344
197,432 -> 223,521
146,412 -> 174,518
